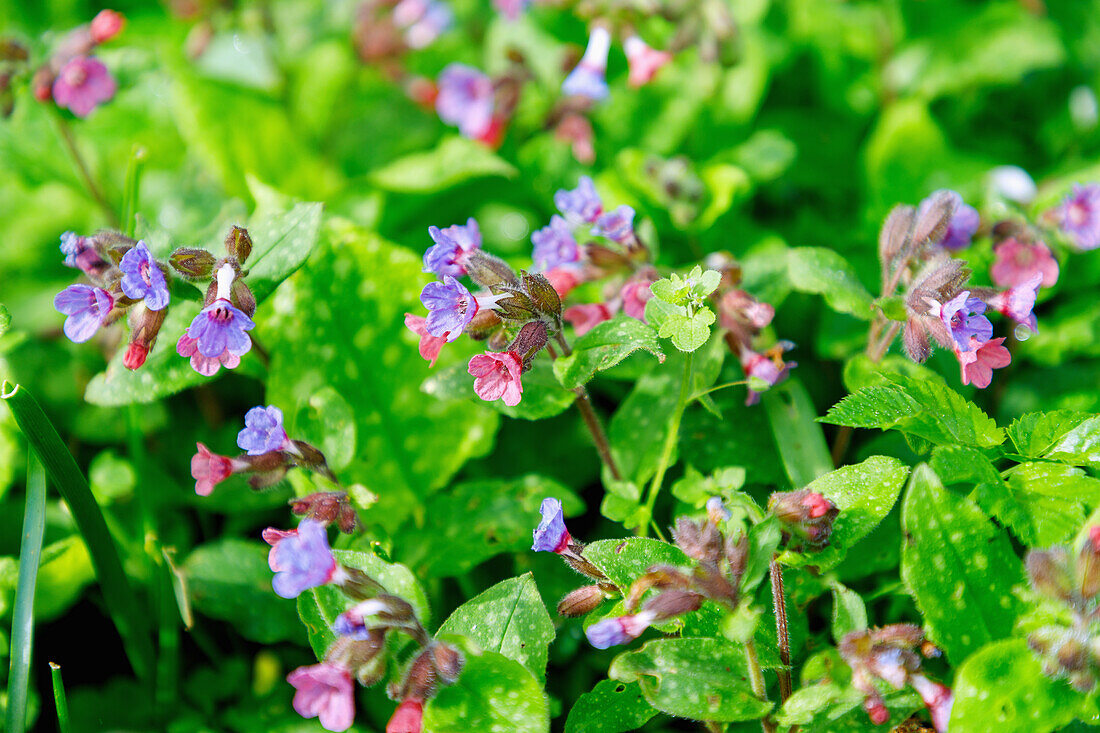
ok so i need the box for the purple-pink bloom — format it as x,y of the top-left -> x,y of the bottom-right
986,273 -> 1042,333
393,0 -> 452,49
435,63 -> 495,141
59,232 -> 110,278
238,405 -> 290,455
268,519 -> 338,599
619,279 -> 653,321
404,313 -> 446,367
957,337 -> 1010,389
492,0 -> 531,19
623,35 -> 672,88
936,292 -> 992,351
191,442 -> 247,496
564,302 -> 615,336
421,276 -> 480,341
554,176 -> 603,224
424,218 -> 481,277
183,298 -> 255,360
333,599 -> 388,639
54,284 -> 113,343
532,497 -> 570,553
585,612 -> 656,649
177,333 -> 241,376
990,238 -> 1058,289
910,674 -> 953,733
1060,184 -> 1100,251
740,343 -> 796,405
468,350 -> 524,406
591,205 -> 637,245
52,56 -> 117,118
562,26 -> 611,101
287,662 -> 355,733
532,215 -> 580,271
119,241 -> 170,310
940,203 -> 980,250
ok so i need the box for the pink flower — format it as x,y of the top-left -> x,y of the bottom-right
986,273 -> 1042,333
90,9 -> 126,44
176,333 -> 241,377
544,266 -> 581,298
191,442 -> 244,496
910,674 -> 953,733
287,662 -> 355,732
123,342 -> 148,370
404,313 -> 446,367
620,280 -> 653,321
564,303 -> 615,336
719,290 -> 774,332
262,527 -> 297,546
623,36 -> 672,87
386,698 -> 424,733
957,337 -> 1010,389
802,492 -> 832,519
468,351 -> 524,407
52,56 -> 116,117
1089,525 -> 1100,553
491,0 -> 530,20
990,238 -> 1058,289
740,344 -> 796,405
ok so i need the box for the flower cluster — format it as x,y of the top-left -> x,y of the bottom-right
32,9 -> 125,117
53,231 -> 173,370
190,404 -> 341,501
838,624 -> 953,732
352,0 -> 452,64
1025,527 -> 1100,692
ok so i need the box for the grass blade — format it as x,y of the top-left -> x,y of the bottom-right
50,662 -> 72,733
5,451 -> 46,733
1,381 -> 154,680
763,378 -> 833,488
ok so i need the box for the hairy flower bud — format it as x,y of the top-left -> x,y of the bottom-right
465,309 -> 503,340
1026,547 -> 1074,603
878,204 -> 916,275
232,279 -> 257,318
124,304 -> 167,370
464,250 -> 519,289
557,585 -> 606,617
1079,526 -> 1100,600
291,491 -> 360,533
506,321 -> 549,367
641,589 -> 704,620
912,190 -> 961,249
522,272 -> 562,319
225,225 -> 253,262
672,517 -> 723,565
768,490 -> 839,550
170,247 -> 217,279
289,440 -> 338,483
430,643 -> 465,683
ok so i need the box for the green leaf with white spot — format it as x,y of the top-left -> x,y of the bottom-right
829,581 -> 867,643
1041,415 -> 1100,470
436,574 -> 554,682
1000,462 -> 1100,545
1005,410 -> 1093,459
786,247 -> 873,320
780,456 -> 909,571
608,637 -> 772,722
949,639 -> 1085,733
564,679 -> 657,733
368,135 -> 518,193
239,178 -> 324,302
930,445 -> 1033,543
900,464 -> 1024,663
422,359 -> 576,420
582,538 -> 691,593
424,650 -> 549,733
553,317 -> 665,389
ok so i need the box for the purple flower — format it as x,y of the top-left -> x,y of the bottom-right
532,497 -> 571,553
60,231 -> 84,268
940,203 -> 980,250
237,405 -> 290,455
585,612 -> 655,649
59,231 -> 110,278
562,27 -> 611,101
182,298 -> 255,360
937,292 -> 992,351
739,343 -> 796,406
420,275 -> 478,341
1060,184 -> 1100,251
333,599 -> 388,640
986,273 -> 1042,333
52,56 -> 117,118
532,215 -> 580,271
268,519 -> 338,599
591,205 -> 637,245
54,284 -> 113,343
394,0 -> 452,49
554,176 -> 603,224
436,63 -> 495,141
119,241 -> 170,310
424,218 -> 481,277
493,0 -> 531,19
287,662 -> 355,732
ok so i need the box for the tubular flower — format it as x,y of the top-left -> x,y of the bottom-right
468,350 -> 524,407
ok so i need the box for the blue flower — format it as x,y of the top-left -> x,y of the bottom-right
591,205 -> 637,245
54,284 -> 113,343
420,276 -> 477,341
938,292 -> 992,351
183,298 -> 255,360
119,241 -> 170,310
424,218 -> 481,277
532,497 -> 570,553
940,204 -> 980,251
554,176 -> 603,224
238,405 -> 290,456
268,520 -> 338,599
532,216 -> 580,271
562,27 -> 611,101
585,613 -> 653,649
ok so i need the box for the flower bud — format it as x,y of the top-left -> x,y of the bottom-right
124,304 -> 167,370
290,491 -> 360,533
522,272 -> 562,318
430,642 -> 465,683
584,243 -> 631,269
557,585 -> 606,617
465,309 -> 503,340
671,517 -> 723,565
170,247 -> 217,279
641,589 -> 703,621
386,698 -> 424,733
912,190 -> 961,249
396,648 -> 439,703
507,321 -> 549,365
878,204 -> 916,271
289,440 -> 338,483
1026,547 -> 1074,603
623,566 -> 692,612
232,279 -> 256,318
1079,526 -> 1100,600
464,250 -> 519,289
225,225 -> 253,262
768,490 -> 839,550
493,290 -> 538,322
90,9 -> 126,44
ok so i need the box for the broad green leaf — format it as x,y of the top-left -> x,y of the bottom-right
777,680 -> 920,732
829,581 -> 867,643
657,307 -> 715,353
368,136 -> 518,193
582,538 -> 691,593
423,651 -> 549,733
608,637 -> 771,722
564,680 -> 657,733
841,353 -> 943,393
681,391 -> 785,486
610,371 -> 680,486
239,178 -> 324,301
949,639 -> 1083,733
192,32 -> 281,92
422,358 -> 576,421
553,317 -> 665,389
399,475 -> 582,578
297,548 -> 428,658
436,574 -> 554,682
930,445 -> 1032,543
763,378 -> 833,488
1043,415 -> 1100,470
821,375 -> 1004,449
0,304 -> 9,337
999,462 -> 1100,545
183,539 -> 303,645
780,456 -> 909,571
1005,410 -> 1092,459
267,221 -> 498,531
900,464 -> 1023,662
786,247 -> 873,320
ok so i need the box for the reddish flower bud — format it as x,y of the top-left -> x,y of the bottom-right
123,342 -> 148,370
386,698 -> 424,733
557,585 -> 606,617
90,10 -> 126,44
768,489 -> 839,550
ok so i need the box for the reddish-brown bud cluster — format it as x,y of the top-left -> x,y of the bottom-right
291,491 -> 360,534
768,489 -> 840,550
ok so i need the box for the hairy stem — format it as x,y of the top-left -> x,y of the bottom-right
744,639 -> 776,733
640,351 -> 694,537
771,558 -> 793,703
52,113 -> 119,227
553,333 -> 622,481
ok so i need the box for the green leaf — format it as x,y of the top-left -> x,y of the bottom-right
436,574 -> 555,682
608,637 -> 772,722
949,639 -> 1083,733
829,581 -> 867,643
183,539 -> 303,644
1005,410 -> 1092,459
423,650 -> 549,733
786,248 -> 873,320
763,378 -> 833,488
0,304 -> 10,337
780,456 -> 909,571
399,475 -> 582,578
368,136 -> 518,193
821,375 -> 1004,449
553,317 -> 665,390
239,178 -> 324,301
930,445 -> 1032,543
6,452 -> 44,733
900,464 -> 1023,662
1,383 -> 154,680
1042,415 -> 1100,470
564,680 -> 658,733
582,538 -> 691,592
657,307 -> 715,353
422,358 -> 576,420
297,548 -> 428,658
1000,462 -> 1100,546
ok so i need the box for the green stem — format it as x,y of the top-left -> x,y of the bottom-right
121,145 -> 147,239
6,451 -> 46,733
640,351 -> 694,537
690,379 -> 748,403
50,662 -> 72,733
770,558 -> 793,702
744,639 -> 776,733
552,333 -> 622,481
51,112 -> 120,227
